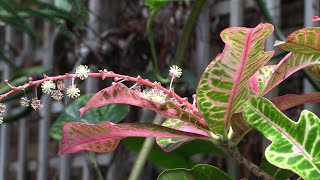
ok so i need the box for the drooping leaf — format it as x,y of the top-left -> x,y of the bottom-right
243,97 -> 320,179
196,23 -> 274,135
59,122 -> 210,155
80,83 -> 209,130
274,27 -> 320,54
231,92 -> 320,144
156,119 -> 208,152
260,158 -> 294,180
157,164 -> 232,180
50,95 -> 130,141
263,53 -> 320,95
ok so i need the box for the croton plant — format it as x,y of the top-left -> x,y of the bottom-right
0,22 -> 320,179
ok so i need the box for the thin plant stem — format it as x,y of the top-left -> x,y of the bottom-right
173,0 -> 205,67
89,151 -> 104,180
128,114 -> 164,180
146,9 -> 169,84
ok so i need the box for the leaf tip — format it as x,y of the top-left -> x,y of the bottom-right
274,40 -> 285,47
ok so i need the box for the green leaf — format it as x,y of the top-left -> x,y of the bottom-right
156,119 -> 209,152
260,158 -> 294,179
50,94 -> 130,141
274,27 -> 320,54
243,97 -> 320,179
157,164 -> 232,180
197,23 -> 274,135
145,0 -> 169,10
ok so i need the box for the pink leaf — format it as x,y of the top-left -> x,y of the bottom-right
80,83 -> 209,130
312,16 -> 320,22
59,121 -> 210,155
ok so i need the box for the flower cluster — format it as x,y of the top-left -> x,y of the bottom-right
141,87 -> 167,103
169,65 -> 182,90
75,65 -> 90,80
0,103 -> 5,124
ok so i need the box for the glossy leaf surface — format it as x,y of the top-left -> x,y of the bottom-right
243,97 -> 320,179
197,23 -> 274,134
158,164 -> 232,180
260,158 -> 294,180
50,95 -> 130,140
59,122 -> 210,155
80,83 -> 208,130
156,119 -> 208,152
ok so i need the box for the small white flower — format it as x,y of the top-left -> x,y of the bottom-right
0,117 -> 3,124
75,65 -> 90,80
169,65 -> 182,78
20,97 -> 30,107
67,85 -> 81,98
41,80 -> 56,94
0,103 -> 5,115
141,88 -> 167,103
31,98 -> 43,110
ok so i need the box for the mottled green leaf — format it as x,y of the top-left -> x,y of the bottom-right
158,164 -> 232,180
260,158 -> 294,179
274,27 -> 320,54
156,119 -> 209,152
50,94 -> 130,141
197,23 -> 274,135
243,97 -> 320,179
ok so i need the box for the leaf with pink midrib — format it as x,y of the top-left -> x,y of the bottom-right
79,83 -> 209,130
197,23 -> 274,135
263,53 -> 320,95
59,121 -> 210,155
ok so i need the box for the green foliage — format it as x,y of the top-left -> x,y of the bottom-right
260,158 -> 294,179
157,164 -> 232,180
145,0 -> 170,11
243,97 -> 320,179
50,95 -> 130,140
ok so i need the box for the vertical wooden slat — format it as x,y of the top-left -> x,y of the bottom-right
0,26 -> 13,180
304,0 -> 320,114
37,1 -> 53,179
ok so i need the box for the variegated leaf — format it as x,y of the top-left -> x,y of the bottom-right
274,27 -> 320,54
243,97 -> 320,179
249,65 -> 276,95
197,23 -> 274,135
80,83 -> 208,130
231,92 -> 320,144
156,119 -> 209,152
59,122 -> 210,155
263,53 -> 320,95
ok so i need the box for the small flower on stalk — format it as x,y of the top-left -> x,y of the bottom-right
75,65 -> 90,80
0,117 -> 3,124
57,81 -> 65,91
31,98 -> 43,110
51,90 -> 63,101
20,97 -> 30,107
168,65 -> 182,90
41,80 -> 56,94
67,85 -> 80,99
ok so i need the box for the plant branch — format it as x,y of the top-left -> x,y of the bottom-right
89,151 -> 104,180
146,9 -> 169,84
173,0 -> 205,67
128,114 -> 164,180
227,148 -> 273,179
0,72 -> 201,116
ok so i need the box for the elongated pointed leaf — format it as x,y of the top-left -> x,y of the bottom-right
158,164 -> 232,180
274,27 -> 320,54
197,23 -> 274,134
263,53 -> 320,94
243,97 -> 320,179
156,119 -> 209,152
80,83 -> 208,130
59,122 -> 210,155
